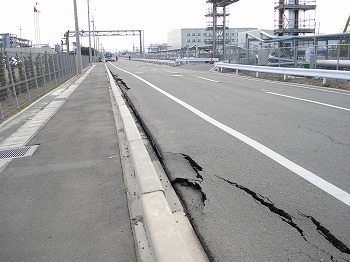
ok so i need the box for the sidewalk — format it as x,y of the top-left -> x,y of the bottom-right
0,64 -> 137,261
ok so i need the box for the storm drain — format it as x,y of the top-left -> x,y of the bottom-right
0,145 -> 39,160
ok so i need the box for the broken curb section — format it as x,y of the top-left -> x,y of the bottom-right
105,65 -> 209,262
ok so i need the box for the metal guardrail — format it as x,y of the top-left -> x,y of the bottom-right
0,50 -> 90,120
214,62 -> 350,84
175,58 -> 219,63
130,58 -> 178,66
128,57 -> 219,66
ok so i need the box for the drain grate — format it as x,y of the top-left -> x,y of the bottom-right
0,145 -> 39,160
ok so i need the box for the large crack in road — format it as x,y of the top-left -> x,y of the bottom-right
217,175 -> 350,261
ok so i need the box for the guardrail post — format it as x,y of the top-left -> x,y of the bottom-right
323,78 -> 327,85
256,71 -> 259,78
236,69 -> 238,74
284,74 -> 287,81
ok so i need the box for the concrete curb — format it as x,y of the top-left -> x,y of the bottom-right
105,64 -> 199,262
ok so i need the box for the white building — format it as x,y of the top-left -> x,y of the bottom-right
167,28 -> 258,49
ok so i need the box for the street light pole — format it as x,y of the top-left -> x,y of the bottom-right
73,0 -> 83,74
87,0 -> 92,65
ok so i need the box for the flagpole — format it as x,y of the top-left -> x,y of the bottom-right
34,3 -> 39,48
34,7 -> 37,47
37,11 -> 41,46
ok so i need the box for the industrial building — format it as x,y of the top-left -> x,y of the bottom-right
0,33 -> 32,49
167,27 -> 258,49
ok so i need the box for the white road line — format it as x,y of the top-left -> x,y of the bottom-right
194,76 -> 220,83
110,64 -> 350,207
216,72 -> 350,96
172,75 -> 183,77
267,91 -> 350,112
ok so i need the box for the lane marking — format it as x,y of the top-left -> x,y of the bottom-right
266,91 -> 350,112
110,64 -> 350,207
215,72 -> 350,96
194,75 -> 220,83
172,75 -> 184,77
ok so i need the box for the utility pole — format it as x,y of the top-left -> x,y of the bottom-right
73,0 -> 83,74
92,17 -> 96,62
87,0 -> 93,65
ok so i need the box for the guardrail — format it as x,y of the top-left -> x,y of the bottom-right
129,57 -> 219,66
214,62 -> 350,84
130,58 -> 178,66
175,58 -> 219,63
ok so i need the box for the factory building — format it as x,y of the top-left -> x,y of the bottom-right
167,28 -> 258,49
0,33 -> 32,49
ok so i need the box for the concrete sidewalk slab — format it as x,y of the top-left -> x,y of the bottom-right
0,64 -> 136,261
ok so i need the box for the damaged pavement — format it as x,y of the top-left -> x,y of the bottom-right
108,63 -> 350,262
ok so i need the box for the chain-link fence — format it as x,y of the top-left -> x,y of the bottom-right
0,50 -> 89,121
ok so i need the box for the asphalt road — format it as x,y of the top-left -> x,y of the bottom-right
108,60 -> 350,262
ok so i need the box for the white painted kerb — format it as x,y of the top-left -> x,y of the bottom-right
105,64 -> 197,262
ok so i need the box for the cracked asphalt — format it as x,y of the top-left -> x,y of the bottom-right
108,61 -> 350,261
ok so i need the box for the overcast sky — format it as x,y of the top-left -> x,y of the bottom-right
1,0 -> 349,52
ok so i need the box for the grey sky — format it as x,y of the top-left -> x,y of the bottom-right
1,0 -> 349,51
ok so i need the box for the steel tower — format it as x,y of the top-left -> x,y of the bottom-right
274,0 -> 316,36
205,0 -> 240,59
344,14 -> 350,33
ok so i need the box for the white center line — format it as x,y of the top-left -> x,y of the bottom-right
194,75 -> 220,83
111,64 -> 350,207
267,91 -> 350,112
